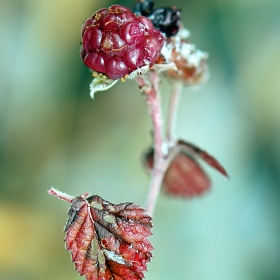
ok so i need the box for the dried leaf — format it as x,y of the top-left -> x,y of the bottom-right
143,139 -> 228,198
162,152 -> 211,197
48,188 -> 153,280
177,140 -> 229,178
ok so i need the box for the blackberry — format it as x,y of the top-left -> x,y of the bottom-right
149,7 -> 181,37
132,0 -> 181,37
81,4 -> 164,80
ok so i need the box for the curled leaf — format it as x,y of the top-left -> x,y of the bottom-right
144,147 -> 210,197
48,188 -> 153,280
163,152 -> 211,197
177,140 -> 229,178
90,76 -> 118,99
89,63 -> 177,99
143,139 -> 228,198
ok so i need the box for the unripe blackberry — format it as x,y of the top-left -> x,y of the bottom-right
81,5 -> 164,80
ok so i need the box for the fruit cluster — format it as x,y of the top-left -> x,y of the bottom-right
80,5 -> 164,79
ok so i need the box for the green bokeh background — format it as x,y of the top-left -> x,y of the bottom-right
1,0 -> 280,279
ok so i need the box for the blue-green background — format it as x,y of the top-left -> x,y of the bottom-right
1,0 -> 280,279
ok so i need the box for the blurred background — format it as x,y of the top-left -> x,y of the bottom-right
1,0 -> 280,279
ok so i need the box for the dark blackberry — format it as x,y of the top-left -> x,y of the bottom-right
149,7 -> 181,37
132,0 -> 181,37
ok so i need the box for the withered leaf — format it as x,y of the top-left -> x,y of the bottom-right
64,195 -> 153,280
143,139 -> 228,198
162,152 -> 211,197
177,140 -> 229,178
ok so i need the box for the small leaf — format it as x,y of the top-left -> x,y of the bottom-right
177,140 -> 229,178
144,148 -> 210,197
48,189 -> 153,280
143,139 -> 228,198
90,76 -> 118,99
126,65 -> 150,79
162,152 -> 211,197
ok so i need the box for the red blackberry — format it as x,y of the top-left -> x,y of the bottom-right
81,5 -> 164,80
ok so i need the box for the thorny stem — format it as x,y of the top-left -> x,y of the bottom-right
166,82 -> 183,143
137,71 -> 165,217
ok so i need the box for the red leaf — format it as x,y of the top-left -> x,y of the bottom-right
143,139 -> 228,198
163,153 -> 211,197
48,189 -> 153,280
177,140 -> 229,178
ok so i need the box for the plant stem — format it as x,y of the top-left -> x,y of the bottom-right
166,81 -> 183,143
48,187 -> 74,203
137,71 -> 165,217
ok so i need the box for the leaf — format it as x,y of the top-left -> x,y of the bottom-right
126,65 -> 150,79
143,139 -> 228,198
144,147 -> 210,197
89,63 -> 177,98
162,152 -> 211,197
90,76 -> 118,99
177,140 -> 229,178
48,188 -> 153,280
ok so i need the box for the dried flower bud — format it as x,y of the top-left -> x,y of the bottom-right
161,29 -> 209,85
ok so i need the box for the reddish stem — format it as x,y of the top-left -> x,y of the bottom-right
137,71 -> 165,216
48,188 -> 74,203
